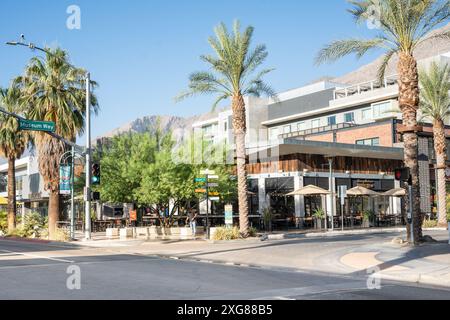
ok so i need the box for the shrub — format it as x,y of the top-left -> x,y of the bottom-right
248,227 -> 258,238
0,211 -> 7,234
312,208 -> 326,220
363,210 -> 375,221
40,227 -> 70,242
9,212 -> 47,238
423,219 -> 438,229
213,226 -> 241,241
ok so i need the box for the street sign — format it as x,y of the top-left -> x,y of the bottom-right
338,186 -> 347,206
209,197 -> 220,202
195,189 -> 207,194
19,119 -> 56,133
209,191 -> 220,197
208,175 -> 219,180
225,204 -> 233,226
200,169 -> 216,175
207,183 -> 219,188
195,178 -> 207,183
130,210 -> 137,222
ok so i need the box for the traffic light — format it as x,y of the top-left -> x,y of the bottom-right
92,191 -> 101,201
394,168 -> 411,184
92,163 -> 101,185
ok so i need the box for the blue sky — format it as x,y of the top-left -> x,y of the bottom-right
0,0 -> 384,142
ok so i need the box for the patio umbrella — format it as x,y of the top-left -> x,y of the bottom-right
382,188 -> 406,197
346,186 -> 380,197
287,185 -> 330,196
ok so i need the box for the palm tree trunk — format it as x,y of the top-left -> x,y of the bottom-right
48,190 -> 60,240
433,119 -> 448,228
398,52 -> 422,244
7,156 -> 16,232
232,93 -> 250,237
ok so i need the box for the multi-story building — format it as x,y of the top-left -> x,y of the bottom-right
192,52 -> 450,227
0,156 -> 49,216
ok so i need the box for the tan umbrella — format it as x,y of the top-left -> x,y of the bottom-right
382,188 -> 406,197
287,185 -> 331,196
347,186 -> 380,197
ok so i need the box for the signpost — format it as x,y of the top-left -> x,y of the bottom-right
225,204 -> 233,227
338,186 -> 347,232
59,165 -> 72,195
198,169 -> 220,240
19,119 -> 55,133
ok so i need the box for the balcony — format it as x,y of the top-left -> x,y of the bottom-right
334,75 -> 398,100
280,122 -> 357,140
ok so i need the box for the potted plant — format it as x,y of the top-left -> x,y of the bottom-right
363,210 -> 375,228
262,208 -> 273,232
313,208 -> 325,230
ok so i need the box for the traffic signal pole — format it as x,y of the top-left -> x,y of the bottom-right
85,73 -> 92,241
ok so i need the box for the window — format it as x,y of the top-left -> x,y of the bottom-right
356,137 -> 380,146
224,122 -> 228,132
297,122 -> 306,131
361,108 -> 372,120
373,101 -> 392,118
327,116 -> 336,126
283,125 -> 291,134
311,119 -> 321,128
269,127 -> 280,141
15,176 -> 23,192
344,112 -> 355,123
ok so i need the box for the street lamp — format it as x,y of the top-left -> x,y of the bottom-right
6,35 -> 93,241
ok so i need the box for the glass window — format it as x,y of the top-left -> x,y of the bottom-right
327,116 -> 336,126
373,101 -> 392,118
283,125 -> 291,134
224,122 -> 228,132
269,127 -> 280,141
344,112 -> 355,122
311,119 -> 321,128
356,138 -> 380,146
297,122 -> 306,131
361,108 -> 372,120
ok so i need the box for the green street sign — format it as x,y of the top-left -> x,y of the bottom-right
19,119 -> 56,133
195,178 -> 207,183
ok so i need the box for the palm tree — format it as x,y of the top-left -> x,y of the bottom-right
177,20 -> 276,237
419,62 -> 450,227
0,84 -> 30,232
316,0 -> 450,244
16,48 -> 98,239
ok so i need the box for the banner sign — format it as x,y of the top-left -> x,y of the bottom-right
59,165 -> 71,195
225,205 -> 233,226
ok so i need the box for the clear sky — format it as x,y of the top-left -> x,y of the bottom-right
0,0 -> 385,142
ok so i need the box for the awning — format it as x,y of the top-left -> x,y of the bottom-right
0,197 -> 7,205
347,186 -> 381,197
287,185 -> 331,196
383,188 -> 406,197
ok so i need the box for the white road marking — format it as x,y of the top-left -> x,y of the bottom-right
0,249 -> 74,263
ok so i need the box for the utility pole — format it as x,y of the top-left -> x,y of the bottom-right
85,73 -> 92,241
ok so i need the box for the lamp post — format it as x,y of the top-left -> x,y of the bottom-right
7,37 -> 93,240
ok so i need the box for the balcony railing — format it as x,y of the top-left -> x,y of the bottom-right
280,122 -> 357,140
334,74 -> 398,100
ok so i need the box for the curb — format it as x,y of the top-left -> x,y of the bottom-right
377,273 -> 450,289
266,228 -> 406,240
0,236 -> 80,248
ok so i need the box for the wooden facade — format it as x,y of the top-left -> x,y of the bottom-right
247,153 -> 403,175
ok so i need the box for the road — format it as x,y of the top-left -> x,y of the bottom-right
1,238 -> 450,300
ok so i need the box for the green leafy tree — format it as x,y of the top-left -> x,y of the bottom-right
419,62 -> 450,227
16,48 -> 99,239
177,20 -> 276,237
316,0 -> 450,244
0,84 -> 31,232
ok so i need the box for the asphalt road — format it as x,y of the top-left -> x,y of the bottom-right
1,238 -> 450,300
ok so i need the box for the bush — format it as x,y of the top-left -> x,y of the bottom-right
40,227 -> 70,242
213,226 -> 241,241
312,208 -> 326,220
423,219 -> 438,229
0,211 -> 7,234
248,227 -> 258,238
9,212 -> 47,238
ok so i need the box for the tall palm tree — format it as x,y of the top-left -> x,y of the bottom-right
0,84 -> 30,232
316,0 -> 450,244
177,20 -> 276,237
419,62 -> 450,227
16,48 -> 98,239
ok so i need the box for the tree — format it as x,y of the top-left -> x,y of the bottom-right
419,62 -> 450,227
16,48 -> 99,239
315,0 -> 450,244
176,20 -> 276,237
0,84 -> 30,232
